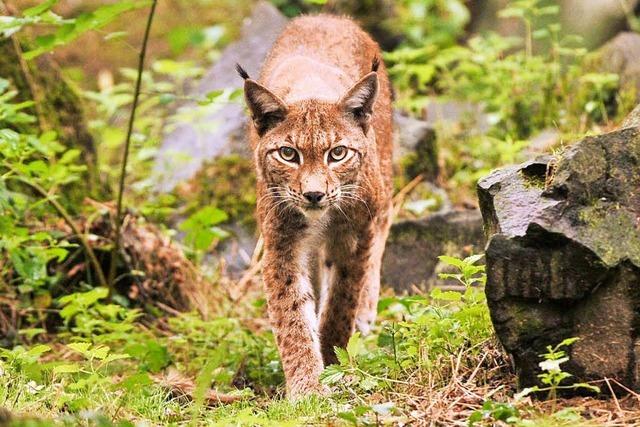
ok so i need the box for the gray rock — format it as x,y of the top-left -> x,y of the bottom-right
154,2 -> 287,191
394,112 -> 438,181
523,128 -> 561,156
381,209 -> 486,293
477,116 -> 640,393
560,1 -> 639,49
469,0 -> 639,50
594,32 -> 640,100
622,103 -> 640,128
423,99 -> 490,134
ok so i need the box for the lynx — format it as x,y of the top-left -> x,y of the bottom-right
238,15 -> 393,397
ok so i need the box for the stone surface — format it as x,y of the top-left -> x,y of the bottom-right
592,32 -> 640,100
622,102 -> 640,128
154,2 -> 287,191
560,0 -> 639,49
477,118 -> 640,392
381,209 -> 486,293
394,112 -> 438,181
469,0 -> 639,50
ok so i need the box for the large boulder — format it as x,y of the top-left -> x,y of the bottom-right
477,117 -> 640,392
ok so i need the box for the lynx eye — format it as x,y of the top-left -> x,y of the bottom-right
278,146 -> 299,163
328,146 -> 348,162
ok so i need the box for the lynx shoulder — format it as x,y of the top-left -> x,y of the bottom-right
239,14 -> 393,398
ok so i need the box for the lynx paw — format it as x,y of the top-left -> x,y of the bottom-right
355,311 -> 376,336
288,380 -> 330,401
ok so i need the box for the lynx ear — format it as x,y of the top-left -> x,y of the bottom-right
340,72 -> 378,134
243,80 -> 288,136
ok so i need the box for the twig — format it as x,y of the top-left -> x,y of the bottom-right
604,378 -> 624,415
249,234 -> 264,266
392,174 -> 424,218
108,0 -> 158,292
8,174 -> 108,289
231,259 -> 263,301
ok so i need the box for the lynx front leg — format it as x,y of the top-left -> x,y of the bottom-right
356,207 -> 392,336
319,227 -> 374,365
262,240 -> 325,398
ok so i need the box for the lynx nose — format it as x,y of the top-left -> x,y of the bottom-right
303,191 -> 325,204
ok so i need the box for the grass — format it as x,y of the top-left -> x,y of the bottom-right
3,256 -> 640,426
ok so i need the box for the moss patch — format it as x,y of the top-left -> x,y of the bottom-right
175,155 -> 257,230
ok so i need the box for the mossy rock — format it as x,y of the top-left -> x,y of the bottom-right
477,110 -> 640,394
175,155 -> 257,230
382,209 -> 485,293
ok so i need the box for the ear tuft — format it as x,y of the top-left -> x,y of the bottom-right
371,56 -> 380,72
243,80 -> 288,136
340,72 -> 378,134
236,63 -> 250,80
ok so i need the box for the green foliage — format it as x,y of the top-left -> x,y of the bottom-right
1,1 -> 151,59
470,338 -> 600,426
0,77 -> 88,313
515,338 -> 600,401
384,0 -> 632,200
179,154 -> 258,229
57,287 -> 142,342
178,206 -> 229,258
321,254 -> 491,395
468,400 -> 520,426
392,0 -> 469,48
0,1 -> 634,424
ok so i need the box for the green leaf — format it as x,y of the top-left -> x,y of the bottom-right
119,372 -> 152,391
23,1 -> 151,60
337,412 -> 358,425
18,328 -> 46,339
346,332 -> 363,361
430,288 -> 462,302
26,344 -> 51,358
23,0 -> 59,17
319,365 -> 344,385
334,347 -> 350,366
53,363 -> 80,374
437,255 -> 466,268
67,342 -> 91,355
89,345 -> 110,360
59,149 -> 81,164
179,206 -> 228,252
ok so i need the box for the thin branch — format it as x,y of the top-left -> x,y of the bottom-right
108,0 -> 158,291
7,173 -> 108,290
392,173 -> 424,218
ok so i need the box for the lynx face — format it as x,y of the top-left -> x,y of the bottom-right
244,73 -> 378,219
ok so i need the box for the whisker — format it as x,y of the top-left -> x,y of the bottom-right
264,198 -> 292,221
340,194 -> 373,219
333,202 -> 350,223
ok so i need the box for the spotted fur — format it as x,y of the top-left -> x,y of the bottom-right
240,15 -> 393,398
